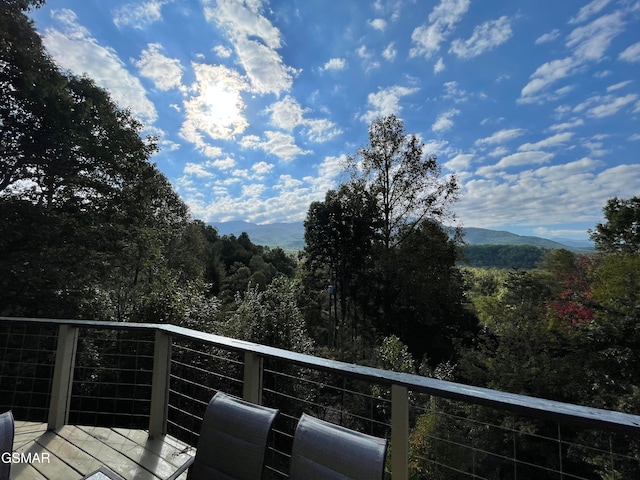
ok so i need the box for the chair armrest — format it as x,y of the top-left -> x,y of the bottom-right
165,455 -> 195,480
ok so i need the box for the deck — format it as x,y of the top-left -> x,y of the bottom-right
11,421 -> 194,480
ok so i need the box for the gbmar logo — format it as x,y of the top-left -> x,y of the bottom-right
1,452 -> 51,464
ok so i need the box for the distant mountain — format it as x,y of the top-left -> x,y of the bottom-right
461,227 -> 592,251
210,221 -> 592,252
213,221 -> 305,251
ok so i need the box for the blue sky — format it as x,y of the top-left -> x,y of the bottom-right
29,0 -> 640,241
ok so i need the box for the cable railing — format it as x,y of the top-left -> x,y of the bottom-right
1,316 -> 640,479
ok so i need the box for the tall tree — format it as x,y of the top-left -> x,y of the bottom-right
303,181 -> 378,349
351,114 -> 459,250
350,115 -> 462,351
589,196 -> 640,253
1,0 -> 60,193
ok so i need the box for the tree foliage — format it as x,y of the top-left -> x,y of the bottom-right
590,196 -> 640,253
351,114 -> 459,250
303,115 -> 473,364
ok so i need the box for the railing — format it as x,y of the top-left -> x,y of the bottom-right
1,316 -> 640,479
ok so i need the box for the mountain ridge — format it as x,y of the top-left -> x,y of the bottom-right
211,221 -> 593,252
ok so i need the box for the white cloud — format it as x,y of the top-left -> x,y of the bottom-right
184,155 -> 349,224
252,161 -> 274,175
356,45 -> 380,71
134,43 -> 183,90
240,131 -> 310,162
410,0 -> 470,58
477,151 -> 554,176
360,85 -> 420,123
322,58 -> 347,71
434,57 -> 445,74
575,93 -> 639,118
488,146 -> 509,157
566,11 -> 625,62
535,29 -> 560,45
456,157 -> 639,230
619,42 -> 640,62
234,37 -> 295,95
266,96 -> 341,142
588,93 -> 638,118
383,43 -> 397,61
442,81 -> 469,103
210,158 -> 236,170
475,128 -> 525,146
444,153 -> 473,171
432,109 -> 460,133
548,118 -> 585,131
520,10 -> 625,103
520,57 -> 579,101
450,16 -> 512,59
205,0 -> 294,96
606,80 -> 633,92
184,162 -> 214,178
180,63 -> 248,148
518,132 -> 574,151
207,0 -> 281,49
113,0 -> 168,29
368,18 -> 387,31
267,96 -> 306,130
629,133 -> 640,141
213,45 -> 233,58
43,9 -> 157,122
569,0 -> 613,25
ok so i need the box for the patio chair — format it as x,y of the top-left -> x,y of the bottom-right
289,413 -> 388,480
168,393 -> 278,480
0,411 -> 14,480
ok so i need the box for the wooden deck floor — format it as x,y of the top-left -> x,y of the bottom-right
11,421 -> 195,480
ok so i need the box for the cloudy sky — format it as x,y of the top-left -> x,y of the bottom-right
29,0 -> 640,241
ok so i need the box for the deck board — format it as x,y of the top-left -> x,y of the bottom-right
11,422 -> 194,480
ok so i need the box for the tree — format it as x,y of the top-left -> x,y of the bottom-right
220,277 -> 313,354
1,0 -> 61,193
350,115 -> 461,351
589,196 -> 640,253
302,181 -> 378,350
389,220 -> 477,363
0,2 -> 202,319
351,114 -> 459,250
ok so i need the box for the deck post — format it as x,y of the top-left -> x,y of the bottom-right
391,384 -> 409,480
149,329 -> 172,438
48,324 -> 78,430
243,352 -> 263,404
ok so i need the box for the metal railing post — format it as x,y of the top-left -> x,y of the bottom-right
48,324 -> 78,430
243,351 -> 263,404
392,384 -> 409,480
149,329 -> 172,438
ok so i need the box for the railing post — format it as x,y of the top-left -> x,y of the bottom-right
149,329 -> 172,438
243,352 -> 263,404
391,384 -> 409,480
48,325 -> 78,430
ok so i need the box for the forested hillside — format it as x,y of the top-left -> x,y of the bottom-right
3,3 -> 640,478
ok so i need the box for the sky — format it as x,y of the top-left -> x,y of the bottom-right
28,0 -> 640,241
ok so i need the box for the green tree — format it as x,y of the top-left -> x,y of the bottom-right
349,115 -> 461,348
220,277 -> 313,353
589,196 -> 640,253
302,181 -> 378,350
351,114 -> 459,250
390,220 -> 477,363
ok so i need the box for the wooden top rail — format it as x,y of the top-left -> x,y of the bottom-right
2,316 -> 640,434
